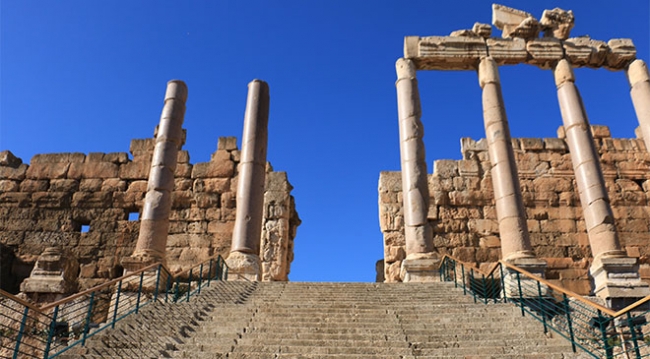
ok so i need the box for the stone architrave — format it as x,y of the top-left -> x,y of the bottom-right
395,58 -> 437,282
627,60 -> 650,152
553,59 -> 649,309
478,57 -> 546,294
122,80 -> 188,271
226,80 -> 270,281
20,247 -> 79,303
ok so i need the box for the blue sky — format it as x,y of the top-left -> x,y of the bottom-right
1,1 -> 648,282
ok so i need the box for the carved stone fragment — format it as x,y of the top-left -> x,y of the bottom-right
563,37 -> 608,68
607,38 -> 636,70
449,29 -> 478,38
486,38 -> 527,65
410,36 -> 487,70
472,23 -> 492,39
492,4 -> 539,40
540,8 -> 574,40
526,38 -> 564,69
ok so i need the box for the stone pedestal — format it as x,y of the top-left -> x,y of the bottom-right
226,252 -> 261,281
502,257 -> 547,298
590,256 -> 650,311
400,253 -> 440,282
20,247 -> 78,302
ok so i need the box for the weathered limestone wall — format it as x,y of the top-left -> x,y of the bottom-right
0,134 -> 299,293
380,125 -> 650,294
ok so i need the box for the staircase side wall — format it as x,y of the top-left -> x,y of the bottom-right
380,125 -> 650,294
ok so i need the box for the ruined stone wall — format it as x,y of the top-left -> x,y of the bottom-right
379,125 -> 650,294
0,134 -> 299,293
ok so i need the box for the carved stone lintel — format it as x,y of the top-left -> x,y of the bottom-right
607,39 -> 637,70
540,8 -> 575,40
405,36 -> 487,70
526,38 -> 564,69
563,37 -> 608,68
486,38 -> 527,65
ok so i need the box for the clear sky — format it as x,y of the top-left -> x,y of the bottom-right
1,1 -> 648,282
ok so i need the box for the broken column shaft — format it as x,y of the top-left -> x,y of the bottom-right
226,80 -> 270,281
627,60 -> 650,151
395,58 -> 437,282
478,57 -> 545,294
478,57 -> 535,261
125,80 -> 187,269
553,59 -> 648,308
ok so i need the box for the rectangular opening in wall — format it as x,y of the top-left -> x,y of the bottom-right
81,224 -> 90,233
128,212 -> 140,221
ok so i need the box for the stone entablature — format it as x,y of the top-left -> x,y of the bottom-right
379,125 -> 650,294
0,134 -> 299,293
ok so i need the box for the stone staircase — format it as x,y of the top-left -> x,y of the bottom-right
62,281 -> 588,358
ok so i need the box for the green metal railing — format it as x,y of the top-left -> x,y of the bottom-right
0,255 -> 228,359
439,255 -> 650,359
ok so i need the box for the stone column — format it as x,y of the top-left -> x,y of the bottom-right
627,60 -> 650,150
395,58 -> 437,282
479,57 -> 545,295
226,80 -> 270,281
554,59 -> 648,309
122,80 -> 188,272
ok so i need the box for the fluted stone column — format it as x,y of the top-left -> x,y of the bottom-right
226,80 -> 270,281
554,59 -> 648,308
479,57 -> 546,294
122,80 -> 187,272
627,60 -> 650,150
395,58 -> 437,282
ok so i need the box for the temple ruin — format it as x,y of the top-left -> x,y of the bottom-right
382,4 -> 650,309
0,80 -> 300,299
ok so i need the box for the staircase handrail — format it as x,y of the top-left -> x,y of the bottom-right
0,253 -> 229,358
439,254 -> 650,358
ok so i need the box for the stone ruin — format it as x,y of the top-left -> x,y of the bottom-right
382,4 -> 650,309
0,80 -> 300,300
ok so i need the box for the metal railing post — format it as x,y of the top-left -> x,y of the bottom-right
563,293 -> 576,353
482,274 -> 488,304
135,271 -> 144,314
470,269 -> 477,303
499,264 -> 507,303
626,311 -> 641,358
224,265 -> 228,280
174,277 -> 180,302
198,264 -> 204,295
452,260 -> 457,288
207,259 -> 213,287
461,263 -> 466,295
13,306 -> 29,359
187,269 -> 193,302
153,264 -> 162,302
517,272 -> 524,317
597,310 -> 613,359
537,281 -> 547,333
81,292 -> 95,346
165,272 -> 171,303
43,305 -> 59,359
112,280 -> 122,329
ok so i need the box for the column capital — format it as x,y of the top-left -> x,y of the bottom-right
165,80 -> 188,102
627,59 -> 650,87
553,59 -> 575,87
478,57 -> 500,88
396,58 -> 417,81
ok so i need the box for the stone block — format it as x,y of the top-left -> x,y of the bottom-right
519,138 -> 544,151
195,192 -> 220,208
31,153 -> 85,164
217,137 -> 238,151
433,160 -> 458,178
119,161 -> 150,180
563,37 -> 607,67
0,180 -> 19,192
0,163 -> 28,180
103,152 -> 130,164
543,138 -> 567,151
68,162 -> 119,179
479,236 -> 501,248
171,190 -> 194,208
31,192 -> 71,208
191,161 -> 235,178
129,138 -> 155,155
540,8 -> 574,40
101,178 -> 127,192
526,38 -> 563,68
174,163 -> 193,178
0,151 -> 22,167
49,179 -> 78,192
606,38 -> 636,69
457,160 -> 479,176
79,179 -> 103,192
127,180 -> 148,193
591,125 -> 611,139
72,192 -> 112,208
0,192 -> 30,207
26,162 -> 70,180
177,150 -> 190,164
486,37 -> 527,65
409,36 -> 487,70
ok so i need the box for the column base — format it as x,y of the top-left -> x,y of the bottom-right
120,253 -> 167,292
400,253 -> 440,283
502,257 -> 547,298
226,252 -> 261,281
590,256 -> 650,311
